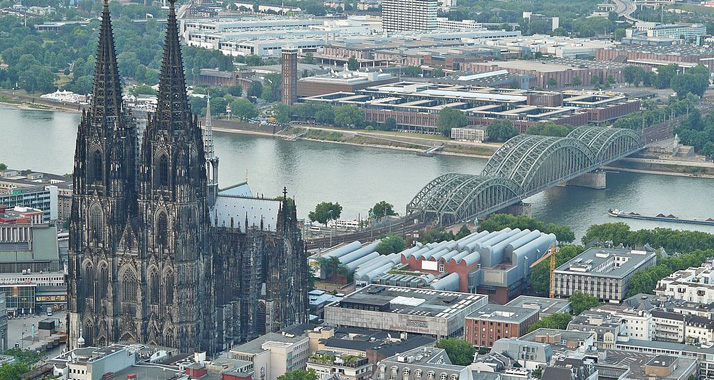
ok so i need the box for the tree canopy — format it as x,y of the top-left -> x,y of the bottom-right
370,201 -> 396,220
376,234 -> 406,255
277,369 -> 318,380
528,313 -> 573,332
436,338 -> 476,365
309,202 -> 343,225
570,291 -> 601,315
487,120 -> 518,142
437,107 -> 468,136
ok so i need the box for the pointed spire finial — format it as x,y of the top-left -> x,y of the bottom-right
283,187 -> 288,201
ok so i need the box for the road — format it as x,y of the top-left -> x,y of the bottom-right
612,0 -> 640,22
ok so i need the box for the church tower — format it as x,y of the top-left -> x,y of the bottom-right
68,0 -> 137,349
136,0 -> 212,352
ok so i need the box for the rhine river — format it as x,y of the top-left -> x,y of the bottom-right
3,105 -> 714,240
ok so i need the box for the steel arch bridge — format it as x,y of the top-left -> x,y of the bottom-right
407,126 -> 644,224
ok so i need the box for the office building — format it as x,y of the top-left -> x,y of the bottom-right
464,304 -> 539,347
324,285 -> 487,338
382,0 -> 437,33
229,332 -> 310,380
0,169 -> 70,222
282,48 -> 298,105
554,247 -> 657,302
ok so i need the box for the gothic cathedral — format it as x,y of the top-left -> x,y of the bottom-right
68,0 -> 309,354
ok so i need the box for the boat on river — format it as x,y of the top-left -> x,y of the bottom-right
607,209 -> 714,226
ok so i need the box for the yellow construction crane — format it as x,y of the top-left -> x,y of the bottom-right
529,243 -> 558,298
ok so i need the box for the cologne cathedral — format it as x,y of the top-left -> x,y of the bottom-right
67,0 -> 309,354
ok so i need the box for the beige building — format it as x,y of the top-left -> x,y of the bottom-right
230,332 -> 310,380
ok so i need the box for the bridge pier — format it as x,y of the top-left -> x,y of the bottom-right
500,202 -> 532,217
565,171 -> 607,190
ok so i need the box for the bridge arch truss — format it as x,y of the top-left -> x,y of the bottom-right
408,127 -> 644,224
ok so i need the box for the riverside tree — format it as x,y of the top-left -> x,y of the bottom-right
437,107 -> 468,136
309,202 -> 343,225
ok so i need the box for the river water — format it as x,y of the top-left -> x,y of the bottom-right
3,105 -> 714,240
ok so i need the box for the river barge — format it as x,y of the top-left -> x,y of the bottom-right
607,209 -> 714,226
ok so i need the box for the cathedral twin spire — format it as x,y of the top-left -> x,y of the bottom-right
90,0 -> 124,129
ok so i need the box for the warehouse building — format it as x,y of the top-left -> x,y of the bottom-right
554,247 -> 657,302
324,285 -> 488,338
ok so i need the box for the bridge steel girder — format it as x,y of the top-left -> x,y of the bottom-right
406,174 -> 521,224
408,127 -> 644,224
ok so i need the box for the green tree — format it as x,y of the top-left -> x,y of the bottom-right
614,28 -> 626,41
404,66 -> 423,77
261,73 -> 282,101
572,77 -> 582,87
66,75 -> 93,95
277,369 -> 318,380
528,313 -> 573,332
526,122 -> 573,137
0,163 -> 6,170
231,98 -> 258,120
303,52 -> 314,64
487,119 -> 517,142
435,338 -> 476,366
247,81 -> 263,98
672,65 -> 709,99
384,117 -> 397,131
369,201 -> 396,220
273,103 -> 291,124
451,225 -> 470,240
419,227 -> 455,244
570,291 -> 601,315
376,234 -> 406,254
227,84 -> 243,97
590,75 -> 602,87
432,68 -> 445,77
348,56 -> 359,71
547,78 -> 557,87
309,202 -> 343,225
437,107 -> 468,136
334,105 -> 364,128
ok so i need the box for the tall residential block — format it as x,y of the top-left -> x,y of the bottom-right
382,0 -> 437,33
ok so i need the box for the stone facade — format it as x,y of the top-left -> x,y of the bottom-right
67,0 -> 308,354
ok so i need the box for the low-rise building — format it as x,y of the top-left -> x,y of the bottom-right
229,332 -> 310,380
307,351 -> 372,380
0,169 -> 73,223
652,310 -> 687,343
567,311 -> 624,349
593,303 -> 654,341
685,315 -> 714,344
489,338 -> 552,370
324,285 -> 488,339
554,247 -> 657,302
505,295 -> 572,317
464,304 -> 539,347
372,347 -> 472,380
656,259 -> 714,303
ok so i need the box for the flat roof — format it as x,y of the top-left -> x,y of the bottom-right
334,285 -> 486,318
555,247 -> 656,279
505,296 -> 571,317
230,331 -> 306,355
466,304 -> 538,324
